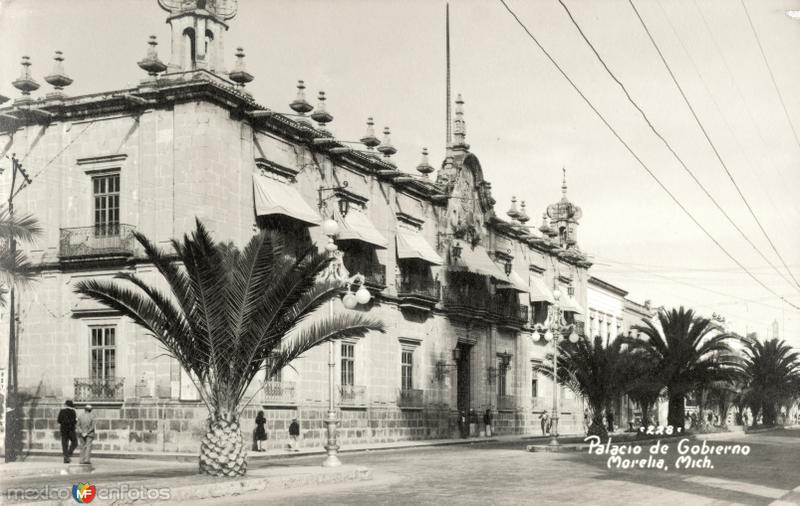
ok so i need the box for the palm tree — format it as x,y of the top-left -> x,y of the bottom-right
75,220 -> 384,477
736,338 -> 800,427
0,206 -> 42,306
538,334 -> 632,440
624,354 -> 663,428
630,307 -> 738,429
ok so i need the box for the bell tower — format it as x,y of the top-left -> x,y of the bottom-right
158,0 -> 238,73
546,168 -> 583,249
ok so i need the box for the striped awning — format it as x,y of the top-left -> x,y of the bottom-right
337,210 -> 388,249
448,244 -> 508,281
497,270 -> 529,292
253,174 -> 320,226
529,275 -> 555,304
396,231 -> 443,265
561,294 -> 584,315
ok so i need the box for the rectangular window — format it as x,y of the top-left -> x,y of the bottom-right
497,358 -> 507,397
93,173 -> 120,236
90,326 -> 116,380
531,367 -> 539,398
341,343 -> 355,386
401,350 -> 413,390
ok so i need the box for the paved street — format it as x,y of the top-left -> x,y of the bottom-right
216,429 -> 800,505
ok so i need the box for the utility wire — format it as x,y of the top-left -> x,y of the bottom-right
627,0 -> 800,293
496,0 -> 800,311
555,0 -> 798,296
739,0 -> 800,153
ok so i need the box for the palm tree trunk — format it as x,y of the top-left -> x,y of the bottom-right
639,401 -> 652,427
199,417 -> 247,477
667,391 -> 685,428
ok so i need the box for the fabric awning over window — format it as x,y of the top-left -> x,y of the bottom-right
449,244 -> 509,281
337,210 -> 388,249
497,270 -> 529,292
396,231 -> 443,265
561,294 -> 584,315
253,174 -> 320,226
529,275 -> 555,304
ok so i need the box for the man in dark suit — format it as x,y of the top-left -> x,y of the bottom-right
57,400 -> 77,463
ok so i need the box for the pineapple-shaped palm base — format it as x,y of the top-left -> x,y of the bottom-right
199,418 -> 248,477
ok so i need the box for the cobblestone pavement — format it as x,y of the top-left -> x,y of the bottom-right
218,429 -> 800,505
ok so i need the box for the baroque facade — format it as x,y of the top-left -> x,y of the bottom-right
0,1 -> 608,454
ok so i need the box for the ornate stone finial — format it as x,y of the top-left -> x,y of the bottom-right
561,166 -> 568,199
44,51 -> 73,96
416,147 -> 434,176
360,117 -> 380,149
310,91 -> 333,129
507,196 -> 520,221
290,80 -> 313,115
377,127 -> 397,166
453,93 -> 468,148
137,36 -> 167,77
539,213 -> 552,236
12,56 -> 40,100
229,47 -> 254,87
518,201 -> 530,224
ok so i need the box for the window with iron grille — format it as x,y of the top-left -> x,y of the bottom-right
90,326 -> 116,380
93,174 -> 120,236
341,343 -> 355,386
497,358 -> 507,396
401,350 -> 413,390
531,366 -> 539,397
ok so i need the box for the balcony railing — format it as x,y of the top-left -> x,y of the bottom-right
262,380 -> 296,405
498,394 -> 516,411
397,388 -> 424,408
338,384 -> 367,406
60,224 -> 136,259
397,278 -> 440,300
491,301 -> 529,323
442,286 -> 492,312
74,377 -> 125,402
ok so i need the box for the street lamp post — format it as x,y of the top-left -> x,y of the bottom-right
533,286 -> 579,447
318,216 -> 372,467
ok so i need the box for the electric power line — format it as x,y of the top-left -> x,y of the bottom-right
739,0 -> 800,153
627,0 -> 800,293
496,0 -> 800,311
554,0 -> 799,297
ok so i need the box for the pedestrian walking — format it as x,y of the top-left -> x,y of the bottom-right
583,408 -> 590,435
539,411 -> 550,436
459,411 -> 468,438
483,409 -> 493,437
57,400 -> 77,463
76,405 -> 96,465
254,410 -> 267,452
606,410 -> 615,433
288,417 -> 300,451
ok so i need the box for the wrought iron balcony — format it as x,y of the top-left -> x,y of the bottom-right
441,286 -> 493,317
74,377 -> 125,403
397,388 -> 424,408
338,384 -> 367,407
60,224 -> 136,260
491,301 -> 529,324
498,394 -> 516,411
262,380 -> 296,405
397,277 -> 440,300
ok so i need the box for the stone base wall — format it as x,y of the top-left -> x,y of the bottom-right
20,400 -> 471,454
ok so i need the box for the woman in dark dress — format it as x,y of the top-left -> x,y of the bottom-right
254,410 -> 267,452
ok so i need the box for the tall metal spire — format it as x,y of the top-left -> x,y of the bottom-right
446,2 -> 452,149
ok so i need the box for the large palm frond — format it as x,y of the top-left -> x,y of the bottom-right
75,219 -> 385,419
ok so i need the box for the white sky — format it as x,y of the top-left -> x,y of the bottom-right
1,0 -> 799,346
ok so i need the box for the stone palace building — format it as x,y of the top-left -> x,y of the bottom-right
0,0 -> 651,454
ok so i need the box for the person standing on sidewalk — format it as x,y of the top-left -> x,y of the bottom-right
57,400 -> 77,463
483,409 -> 493,437
288,417 -> 300,452
76,405 -> 96,465
539,411 -> 550,436
254,410 -> 267,452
